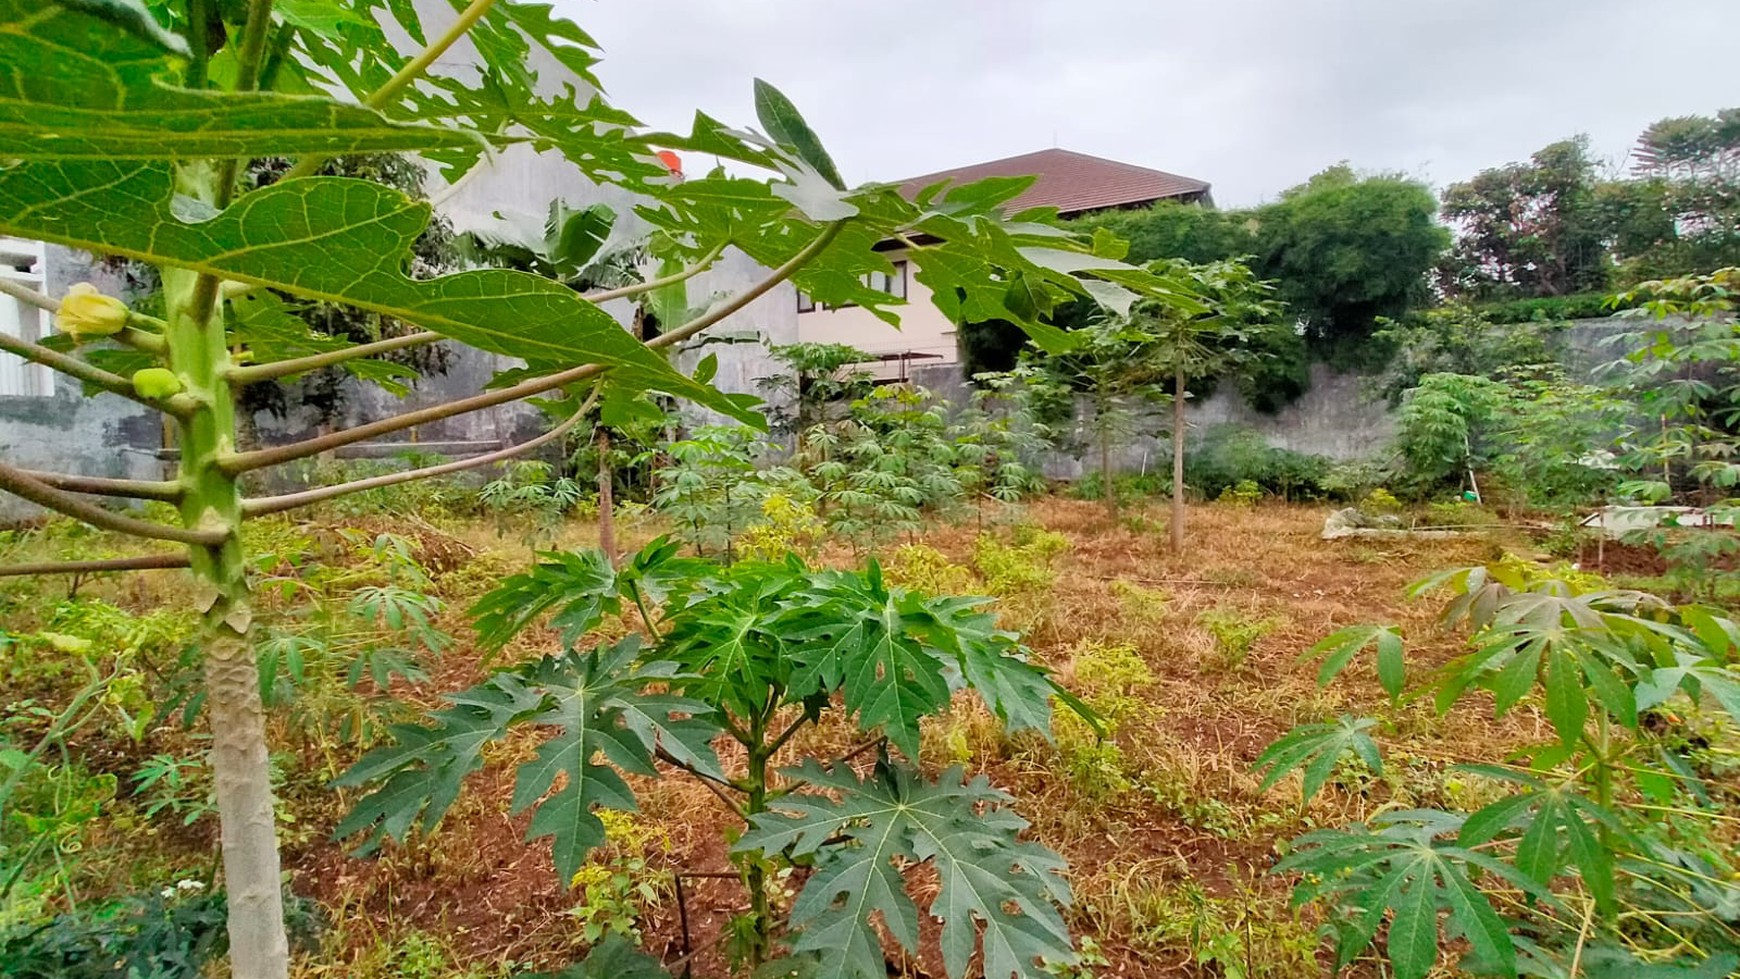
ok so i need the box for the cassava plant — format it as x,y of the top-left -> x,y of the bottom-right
340,538 -> 1090,979
1257,560 -> 1740,979
0,2 -> 1205,974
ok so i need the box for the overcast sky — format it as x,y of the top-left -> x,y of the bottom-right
560,0 -> 1737,208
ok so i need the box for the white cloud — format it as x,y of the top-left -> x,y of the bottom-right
564,0 -> 1739,206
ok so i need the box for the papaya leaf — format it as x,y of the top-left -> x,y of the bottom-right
519,933 -> 671,979
469,548 -> 622,651
1252,715 -> 1381,804
0,163 -> 756,422
336,639 -> 722,881
737,760 -> 1072,979
752,78 -> 844,191
1,0 -> 474,160
333,670 -> 547,850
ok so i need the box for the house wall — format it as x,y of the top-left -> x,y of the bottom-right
795,250 -> 958,380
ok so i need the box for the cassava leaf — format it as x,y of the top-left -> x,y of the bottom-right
1252,714 -> 1382,803
1300,624 -> 1406,699
0,163 -> 757,423
1454,768 -> 1621,914
737,759 -> 1072,979
1277,812 -> 1539,979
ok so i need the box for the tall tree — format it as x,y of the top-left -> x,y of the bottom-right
1251,165 -> 1448,347
1440,137 -> 1610,299
1605,108 -> 1740,282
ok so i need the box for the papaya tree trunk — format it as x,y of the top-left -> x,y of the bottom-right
596,426 -> 616,565
163,165 -> 289,979
1099,399 -> 1116,521
1171,363 -> 1186,553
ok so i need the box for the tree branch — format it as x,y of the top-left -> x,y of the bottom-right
278,0 -> 498,183
220,221 -> 845,474
0,330 -> 193,417
0,554 -> 192,578
20,470 -> 184,502
240,387 -> 594,517
225,330 -> 442,386
0,464 -> 224,545
582,242 -> 728,304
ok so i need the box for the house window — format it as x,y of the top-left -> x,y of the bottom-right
867,260 -> 908,299
795,260 -> 907,312
0,238 -> 52,397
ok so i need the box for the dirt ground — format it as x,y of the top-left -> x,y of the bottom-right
256,497 -> 1540,978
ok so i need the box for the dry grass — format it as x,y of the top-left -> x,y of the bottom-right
2,497 -> 1557,978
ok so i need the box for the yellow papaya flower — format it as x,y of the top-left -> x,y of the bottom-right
57,282 -> 130,339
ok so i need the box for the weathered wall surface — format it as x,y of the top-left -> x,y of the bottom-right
909,359 -> 1395,479
901,316 -> 1638,480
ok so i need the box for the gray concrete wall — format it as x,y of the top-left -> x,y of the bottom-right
907,359 -> 1394,480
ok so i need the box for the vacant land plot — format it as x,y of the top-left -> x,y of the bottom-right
5,498 -> 1559,978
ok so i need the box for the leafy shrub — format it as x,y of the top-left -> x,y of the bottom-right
1184,426 -> 1331,501
1195,607 -> 1275,670
1361,488 -> 1403,514
479,460 -> 591,544
1054,641 -> 1154,803
567,810 -> 672,945
972,527 -> 1070,632
1067,470 -> 1170,506
1262,560 -> 1740,979
737,493 -> 826,563
348,539 -> 1085,977
0,888 -> 320,979
884,544 -> 978,595
1215,479 -> 1263,507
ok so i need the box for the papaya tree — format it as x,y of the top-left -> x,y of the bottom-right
0,2 -> 1204,975
1127,257 -> 1283,550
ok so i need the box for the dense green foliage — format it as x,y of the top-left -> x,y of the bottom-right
1262,560 -> 1740,979
344,539 -> 1081,978
1442,110 -> 1740,302
1072,165 -> 1447,351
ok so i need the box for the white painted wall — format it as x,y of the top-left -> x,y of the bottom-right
795,249 -> 958,380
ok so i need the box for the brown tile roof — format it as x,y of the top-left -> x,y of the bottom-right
896,148 -> 1210,217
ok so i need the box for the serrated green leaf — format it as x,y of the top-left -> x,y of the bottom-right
738,760 -> 1072,979
337,639 -> 720,881
519,933 -> 671,979
753,78 -> 844,190
1253,715 -> 1381,804
48,0 -> 184,53
1542,647 -> 1589,746
0,164 -> 756,423
1,0 -> 475,160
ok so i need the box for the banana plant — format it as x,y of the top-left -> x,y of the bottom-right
341,538 -> 1086,978
1258,559 -> 1740,979
0,3 -> 1205,975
